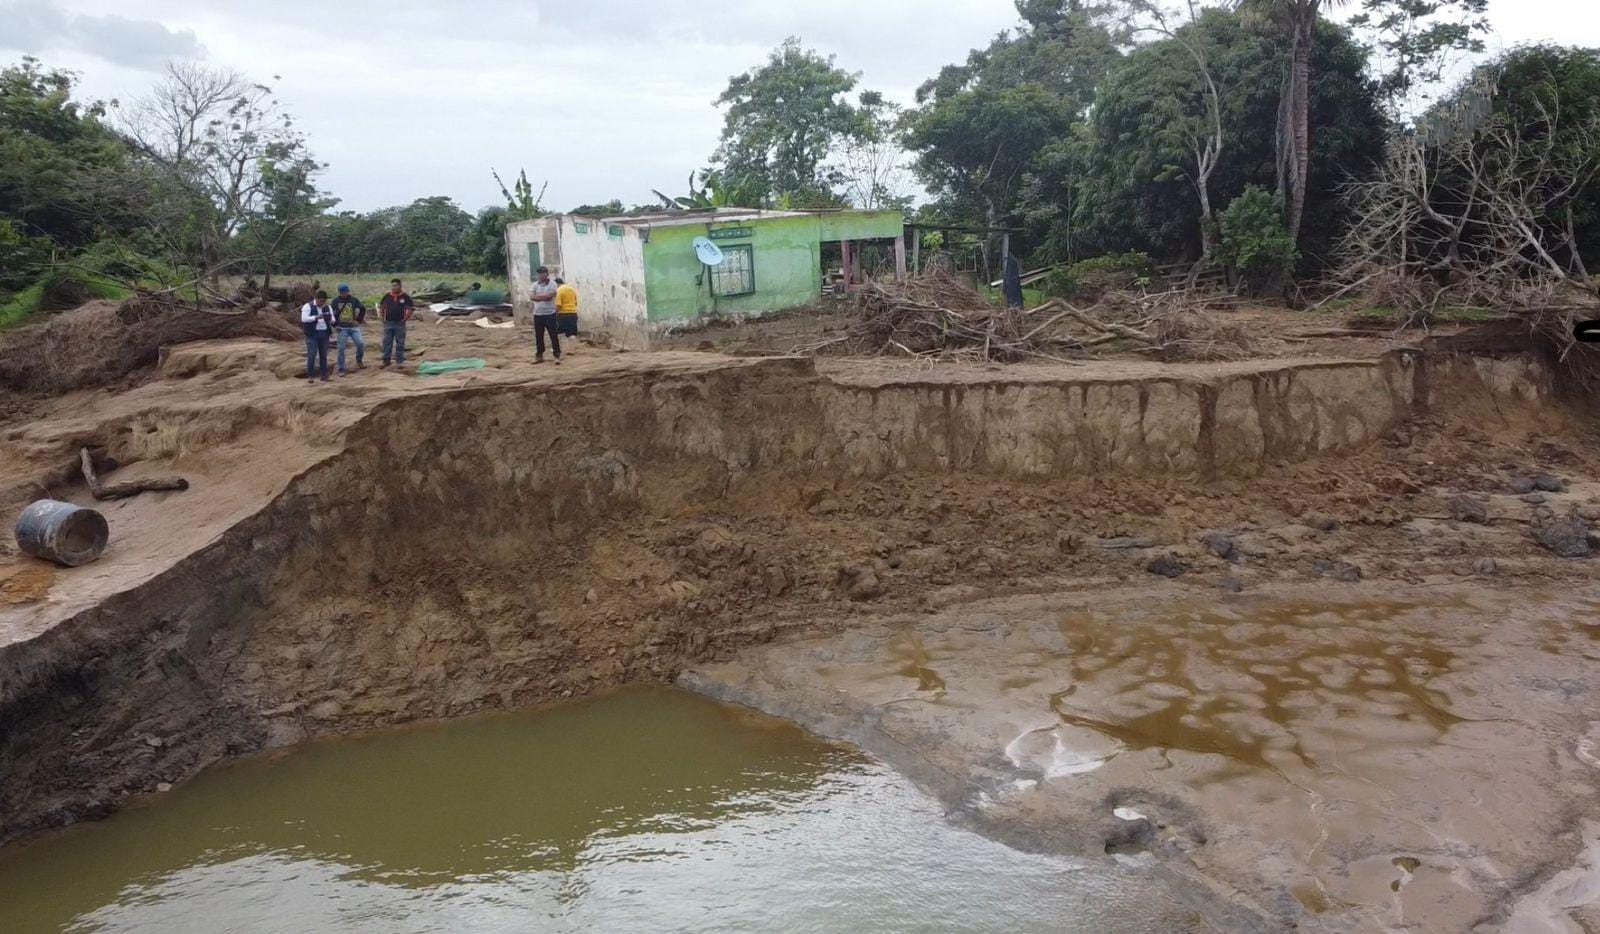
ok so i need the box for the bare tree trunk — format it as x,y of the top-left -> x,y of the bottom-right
1198,193 -> 1216,255
1568,206 -> 1592,282
1285,13 -> 1314,246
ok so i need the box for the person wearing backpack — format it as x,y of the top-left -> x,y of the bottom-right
331,284 -> 367,375
300,290 -> 336,383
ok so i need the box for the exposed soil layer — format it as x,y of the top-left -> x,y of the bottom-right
0,322 -> 1595,901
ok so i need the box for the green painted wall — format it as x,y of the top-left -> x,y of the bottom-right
818,210 -> 905,242
642,215 -> 822,322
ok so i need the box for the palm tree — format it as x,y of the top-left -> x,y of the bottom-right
1235,0 -> 1349,247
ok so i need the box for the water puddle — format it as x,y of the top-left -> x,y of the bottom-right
0,686 -> 1185,933
891,632 -> 946,694
1046,601 -> 1469,773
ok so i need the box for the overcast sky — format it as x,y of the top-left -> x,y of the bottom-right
3,0 -> 1597,214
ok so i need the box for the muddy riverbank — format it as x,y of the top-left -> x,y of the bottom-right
685,583 -> 1600,931
1,329 -> 1598,931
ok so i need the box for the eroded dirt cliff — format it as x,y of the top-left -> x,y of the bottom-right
0,342 -> 1586,871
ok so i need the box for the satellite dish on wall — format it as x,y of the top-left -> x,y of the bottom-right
693,237 -> 725,266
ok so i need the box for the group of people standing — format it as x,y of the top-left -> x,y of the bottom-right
298,279 -> 415,382
299,272 -> 578,382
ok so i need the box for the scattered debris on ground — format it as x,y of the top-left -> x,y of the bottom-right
78,448 -> 188,500
800,271 -> 1254,363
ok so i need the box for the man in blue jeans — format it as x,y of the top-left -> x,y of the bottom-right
300,290 -> 335,383
331,283 -> 367,375
378,278 -> 415,368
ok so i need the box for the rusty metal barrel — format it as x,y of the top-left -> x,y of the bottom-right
14,499 -> 109,567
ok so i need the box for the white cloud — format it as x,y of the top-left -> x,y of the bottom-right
0,0 -> 205,68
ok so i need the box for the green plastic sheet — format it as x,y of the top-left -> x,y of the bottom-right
416,358 -> 487,376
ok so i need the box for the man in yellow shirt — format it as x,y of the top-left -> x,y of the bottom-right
555,277 -> 579,341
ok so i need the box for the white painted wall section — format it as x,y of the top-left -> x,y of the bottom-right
506,216 -> 648,339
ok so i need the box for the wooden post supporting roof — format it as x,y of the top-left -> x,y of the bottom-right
894,234 -> 907,282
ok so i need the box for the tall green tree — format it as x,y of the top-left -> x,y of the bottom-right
1117,0 -> 1229,271
395,196 -> 473,269
1027,12 -> 1384,266
492,168 -> 547,221
466,206 -> 509,276
1233,0 -> 1350,247
0,58 -> 140,291
710,37 -> 867,206
0,58 -> 170,311
903,1 -> 1123,232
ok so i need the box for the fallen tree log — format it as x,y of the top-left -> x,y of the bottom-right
80,448 -> 189,500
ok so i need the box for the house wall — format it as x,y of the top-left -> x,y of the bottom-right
504,218 -> 560,322
818,210 -> 906,243
516,210 -> 906,331
553,218 -> 648,335
506,218 -> 648,341
641,214 -> 823,323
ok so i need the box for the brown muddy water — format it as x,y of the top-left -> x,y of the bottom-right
0,685 -> 1194,933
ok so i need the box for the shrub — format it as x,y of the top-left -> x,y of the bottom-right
1042,251 -> 1156,300
0,265 -> 128,330
1217,186 -> 1298,294
0,220 -> 53,294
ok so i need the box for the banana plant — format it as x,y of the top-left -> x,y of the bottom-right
652,171 -> 733,211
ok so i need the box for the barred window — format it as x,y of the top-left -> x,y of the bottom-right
711,245 -> 754,297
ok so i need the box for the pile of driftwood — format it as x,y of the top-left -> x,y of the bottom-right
808,271 -> 1251,363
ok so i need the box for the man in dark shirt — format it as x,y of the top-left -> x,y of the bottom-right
378,278 -> 415,368
332,284 -> 367,375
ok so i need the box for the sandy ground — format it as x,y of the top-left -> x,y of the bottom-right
0,321 -> 735,645
0,310 -> 1482,648
686,582 -> 1600,932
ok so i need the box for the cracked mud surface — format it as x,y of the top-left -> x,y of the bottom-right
686,584 -> 1600,931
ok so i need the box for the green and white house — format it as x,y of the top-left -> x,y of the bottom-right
505,208 -> 906,342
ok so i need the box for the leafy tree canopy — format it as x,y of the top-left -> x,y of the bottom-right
710,37 -> 869,207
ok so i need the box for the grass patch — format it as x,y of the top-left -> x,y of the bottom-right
0,282 -> 46,330
254,271 -> 510,308
1351,305 -> 1401,323
0,272 -> 130,331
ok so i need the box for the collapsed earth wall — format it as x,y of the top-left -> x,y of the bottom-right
0,350 -> 1551,846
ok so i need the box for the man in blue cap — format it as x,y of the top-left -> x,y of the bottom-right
331,284 -> 367,375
